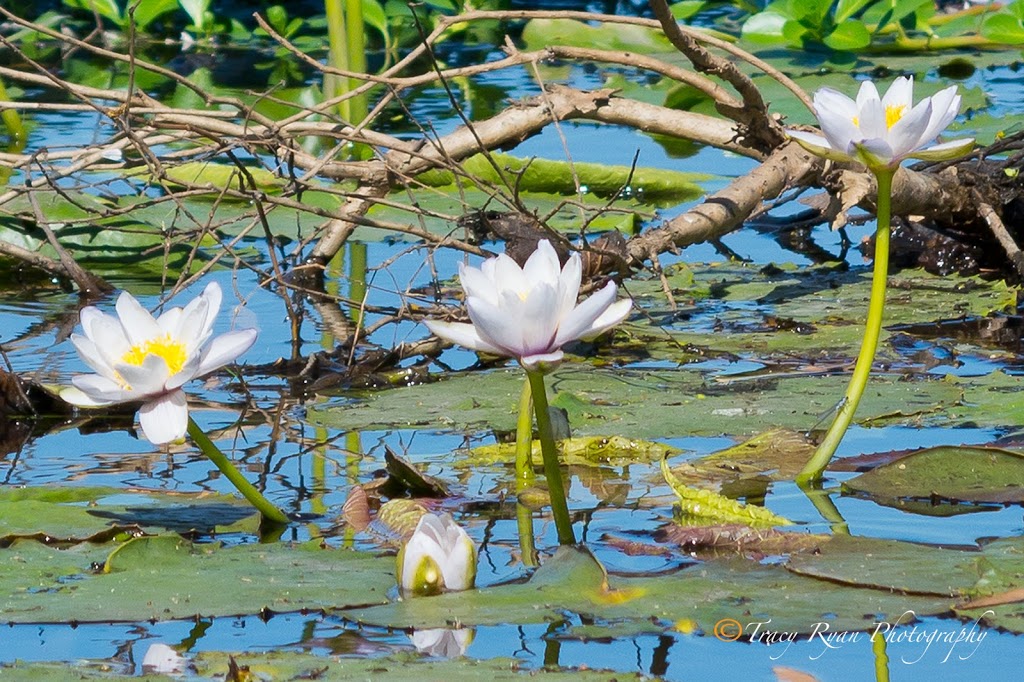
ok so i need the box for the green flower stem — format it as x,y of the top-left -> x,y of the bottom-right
187,417 -> 290,526
872,625 -> 891,682
798,169 -> 894,484
516,502 -> 538,567
514,377 -> 538,565
515,378 -> 536,485
526,369 -> 576,546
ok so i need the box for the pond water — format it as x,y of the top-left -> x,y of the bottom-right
2,5 -> 1024,682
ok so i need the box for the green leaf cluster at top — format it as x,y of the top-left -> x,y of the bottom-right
731,0 -> 1024,52
27,0 -> 511,50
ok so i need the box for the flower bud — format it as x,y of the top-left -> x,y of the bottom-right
397,513 -> 476,596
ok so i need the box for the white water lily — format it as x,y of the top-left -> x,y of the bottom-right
60,282 -> 257,445
786,76 -> 973,170
424,240 -> 631,371
397,513 -> 476,596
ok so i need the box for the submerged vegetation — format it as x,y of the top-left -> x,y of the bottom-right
3,0 -> 1024,679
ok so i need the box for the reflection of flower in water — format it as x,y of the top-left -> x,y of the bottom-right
410,628 -> 474,658
141,643 -> 188,675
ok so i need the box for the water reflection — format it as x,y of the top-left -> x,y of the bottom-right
409,627 -> 474,658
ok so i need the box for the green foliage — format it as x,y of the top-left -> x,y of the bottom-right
843,445 -> 1024,504
61,0 -> 178,31
661,454 -> 793,527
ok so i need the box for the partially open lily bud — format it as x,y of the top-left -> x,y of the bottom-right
397,513 -> 476,596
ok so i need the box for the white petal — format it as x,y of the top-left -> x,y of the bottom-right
555,252 -> 582,320
519,350 -> 564,372
787,130 -> 854,163
553,281 -> 620,348
523,240 -> 562,289
69,374 -> 134,404
815,106 -> 861,156
423,320 -> 505,356
458,263 -> 498,307
918,87 -> 961,146
490,253 -> 528,298
61,384 -> 118,407
156,306 -> 183,335
115,290 -> 161,346
886,99 -> 933,160
116,355 -> 171,396
854,79 -> 882,110
856,96 -> 887,142
166,353 -> 202,390
815,87 -> 857,120
908,137 -> 974,162
195,328 -> 257,376
439,529 -> 476,591
580,297 -> 633,340
881,76 -> 913,112
81,309 -> 131,366
177,281 -> 221,348
465,295 -> 524,358
138,389 -> 188,444
70,334 -> 118,381
853,139 -> 895,170
519,283 -> 560,357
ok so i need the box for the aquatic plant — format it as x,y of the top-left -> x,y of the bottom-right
397,512 -> 477,596
787,77 -> 973,483
426,239 -> 631,544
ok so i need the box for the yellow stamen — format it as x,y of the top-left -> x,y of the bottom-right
885,103 -> 906,129
121,335 -> 188,374
851,104 -> 906,130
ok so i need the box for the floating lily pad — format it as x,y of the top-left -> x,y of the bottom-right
786,535 -> 984,597
0,651 -> 654,681
0,486 -> 261,544
349,544 -> 952,635
843,446 -> 1024,505
0,535 -> 393,623
308,365 -> 963,440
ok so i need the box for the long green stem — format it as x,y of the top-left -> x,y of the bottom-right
798,170 -> 894,484
872,625 -> 890,682
514,377 -> 538,565
526,370 -> 575,545
324,0 -> 350,121
515,378 -> 536,484
187,417 -> 290,525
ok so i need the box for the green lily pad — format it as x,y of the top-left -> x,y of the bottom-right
466,435 -> 680,468
843,446 -> 1024,505
416,153 -> 712,205
786,534 -> 984,597
0,486 -> 261,544
0,535 -> 393,623
0,651 -> 655,681
308,365 -> 963,440
349,544 -> 952,635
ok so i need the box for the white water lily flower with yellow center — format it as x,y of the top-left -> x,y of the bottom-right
424,239 -> 632,372
61,282 -> 257,444
397,513 -> 477,596
786,76 -> 974,171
